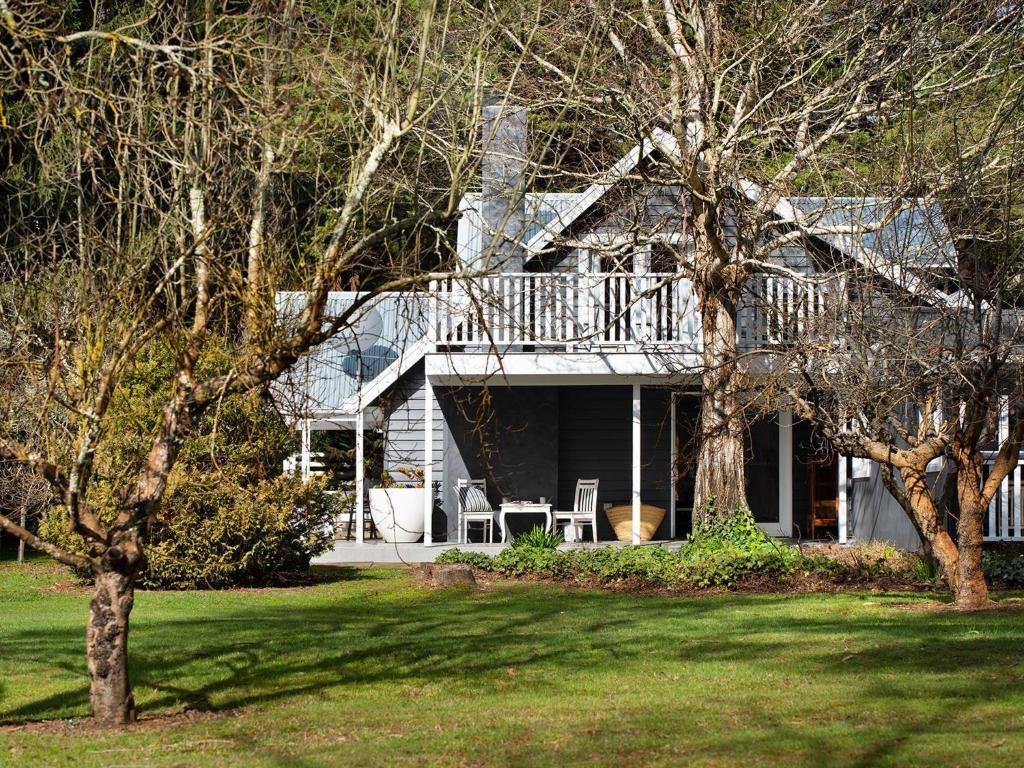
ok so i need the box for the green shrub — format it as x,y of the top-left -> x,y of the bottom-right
983,549 -> 1024,586
567,545 -> 679,583
40,474 -> 336,589
435,549 -> 495,570
688,503 -> 775,551
432,517 -> 931,592
39,339 -> 334,588
679,545 -> 799,588
510,525 -> 563,550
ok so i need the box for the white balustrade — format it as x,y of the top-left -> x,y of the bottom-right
985,455 -> 1024,542
431,272 -> 826,352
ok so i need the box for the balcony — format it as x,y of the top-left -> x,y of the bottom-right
430,272 -> 833,353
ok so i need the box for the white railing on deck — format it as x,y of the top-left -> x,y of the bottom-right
431,272 -> 829,351
432,273 -> 700,348
985,453 -> 1024,541
738,274 -> 834,349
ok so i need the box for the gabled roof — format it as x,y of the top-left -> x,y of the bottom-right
520,130 -> 673,257
471,127 -> 958,296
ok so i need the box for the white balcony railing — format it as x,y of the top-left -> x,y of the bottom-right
431,272 -> 832,351
738,274 -> 835,350
431,273 -> 701,348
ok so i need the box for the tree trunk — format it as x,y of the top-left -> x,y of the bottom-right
87,570 -> 137,725
884,465 -> 961,593
693,281 -> 748,518
953,505 -> 991,608
949,451 -> 993,609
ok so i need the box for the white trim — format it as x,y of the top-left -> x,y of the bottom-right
300,418 -> 311,482
523,133 -> 669,258
1015,451 -> 1022,540
355,410 -> 365,543
423,379 -> 434,546
765,410 -> 793,538
426,352 -> 702,382
515,126 -> 956,305
670,393 -> 677,540
632,384 -> 642,545
838,453 -> 848,544
339,335 -> 431,414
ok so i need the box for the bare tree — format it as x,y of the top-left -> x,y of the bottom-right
779,98 -> 1024,607
498,0 -> 1021,518
0,0 -> 503,723
0,462 -> 50,562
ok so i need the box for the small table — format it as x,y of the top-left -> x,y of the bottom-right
499,502 -> 552,543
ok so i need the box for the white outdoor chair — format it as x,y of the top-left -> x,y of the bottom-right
554,479 -> 600,543
457,478 -> 496,544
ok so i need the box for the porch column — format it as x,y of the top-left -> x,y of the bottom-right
300,418 -> 311,482
999,394 -> 1010,539
355,410 -> 365,543
837,453 -> 848,545
669,393 -> 677,540
423,378 -> 434,546
778,410 -> 792,538
632,384 -> 641,545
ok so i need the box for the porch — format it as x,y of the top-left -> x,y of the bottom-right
304,378 -> 846,548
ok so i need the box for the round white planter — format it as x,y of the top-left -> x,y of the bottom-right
368,488 -> 425,543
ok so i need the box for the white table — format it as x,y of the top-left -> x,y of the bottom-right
499,502 -> 552,543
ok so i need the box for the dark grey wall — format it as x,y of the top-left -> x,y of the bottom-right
381,370 -> 926,548
440,386 -> 559,540
557,386 -> 674,540
434,384 -> 678,541
746,415 -> 780,525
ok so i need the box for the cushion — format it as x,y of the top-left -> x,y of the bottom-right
461,486 -> 492,514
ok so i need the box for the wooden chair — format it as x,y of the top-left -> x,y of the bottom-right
554,479 -> 600,543
457,478 -> 496,544
808,458 -> 838,539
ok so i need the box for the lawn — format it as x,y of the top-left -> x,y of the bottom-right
2,560 -> 1024,767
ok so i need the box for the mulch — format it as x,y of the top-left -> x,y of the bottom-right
470,569 -> 934,599
0,707 -> 241,735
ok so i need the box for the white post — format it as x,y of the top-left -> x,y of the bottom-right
355,410 -> 365,543
300,418 -> 311,483
1015,452 -> 1022,540
837,454 -> 848,544
778,410 -> 793,538
632,384 -> 642,545
999,395 -> 1010,539
670,392 -> 677,540
423,378 -> 434,546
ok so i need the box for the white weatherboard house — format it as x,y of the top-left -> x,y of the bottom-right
276,106 -> 1023,560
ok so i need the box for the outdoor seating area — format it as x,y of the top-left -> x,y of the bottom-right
455,476 -> 672,545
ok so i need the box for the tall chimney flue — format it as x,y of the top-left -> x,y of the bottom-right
479,102 -> 527,273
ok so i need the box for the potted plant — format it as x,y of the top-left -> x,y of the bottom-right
368,467 -> 425,543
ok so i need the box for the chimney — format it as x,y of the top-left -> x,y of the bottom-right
479,101 -> 527,273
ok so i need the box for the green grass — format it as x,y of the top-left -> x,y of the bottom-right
2,561 -> 1024,767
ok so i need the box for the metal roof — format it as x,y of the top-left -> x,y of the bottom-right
271,291 -> 429,421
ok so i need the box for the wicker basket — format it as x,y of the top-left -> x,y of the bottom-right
604,503 -> 666,542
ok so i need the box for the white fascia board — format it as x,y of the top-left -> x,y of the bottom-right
425,350 -> 701,384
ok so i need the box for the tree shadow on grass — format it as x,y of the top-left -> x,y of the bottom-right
3,579 -> 1024,767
